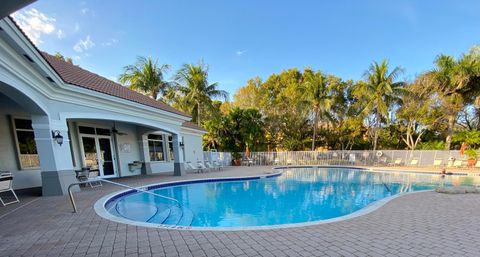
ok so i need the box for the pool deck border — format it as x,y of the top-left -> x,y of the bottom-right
94,166 -> 441,231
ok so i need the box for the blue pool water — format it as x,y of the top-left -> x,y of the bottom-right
104,167 -> 471,228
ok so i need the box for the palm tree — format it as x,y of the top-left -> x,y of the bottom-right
119,56 -> 170,100
418,53 -> 480,150
174,61 -> 228,125
301,69 -> 332,151
356,60 -> 404,151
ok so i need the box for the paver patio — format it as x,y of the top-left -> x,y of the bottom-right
1,166 -> 480,257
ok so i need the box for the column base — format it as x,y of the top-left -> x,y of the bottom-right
41,170 -> 79,196
173,162 -> 185,176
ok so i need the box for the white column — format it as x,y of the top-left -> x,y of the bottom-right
31,115 -> 78,196
172,134 -> 185,176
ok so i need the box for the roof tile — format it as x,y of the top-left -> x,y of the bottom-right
41,52 -> 189,117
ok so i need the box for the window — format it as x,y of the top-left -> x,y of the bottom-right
168,135 -> 174,161
13,118 -> 40,169
148,134 -> 164,161
79,126 -> 111,136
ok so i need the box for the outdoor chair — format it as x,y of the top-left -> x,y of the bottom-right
213,160 -> 223,170
388,158 -> 402,166
197,161 -> 210,172
453,159 -> 464,168
205,161 -> 220,171
286,159 -> 293,165
186,161 -> 203,173
409,159 -> 419,166
87,170 -> 102,188
475,160 -> 480,168
274,158 -> 280,166
0,172 -> 20,206
433,159 -> 443,167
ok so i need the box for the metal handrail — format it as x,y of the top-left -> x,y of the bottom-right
68,178 -> 180,213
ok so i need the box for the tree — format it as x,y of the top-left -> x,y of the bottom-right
397,83 -> 442,150
301,69 -> 332,150
119,56 -> 171,100
54,51 -> 73,64
355,60 -> 404,151
418,51 -> 480,150
174,61 -> 228,125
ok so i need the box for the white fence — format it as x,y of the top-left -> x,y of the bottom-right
203,151 -> 232,167
227,150 -> 478,168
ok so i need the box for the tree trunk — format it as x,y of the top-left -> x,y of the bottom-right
197,102 -> 201,126
373,112 -> 380,152
445,114 -> 455,150
312,110 -> 318,151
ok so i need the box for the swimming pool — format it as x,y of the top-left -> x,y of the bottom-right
95,167 -> 476,230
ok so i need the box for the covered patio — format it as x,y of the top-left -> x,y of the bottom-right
0,16 -> 205,196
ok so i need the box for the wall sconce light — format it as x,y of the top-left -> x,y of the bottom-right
52,130 -> 64,146
179,142 -> 185,148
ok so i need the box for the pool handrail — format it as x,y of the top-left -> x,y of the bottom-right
68,178 -> 181,213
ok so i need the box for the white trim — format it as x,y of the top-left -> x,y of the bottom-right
1,19 -> 191,126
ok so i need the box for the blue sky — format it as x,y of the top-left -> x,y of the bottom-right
12,0 -> 480,98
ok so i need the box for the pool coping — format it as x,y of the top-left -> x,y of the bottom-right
94,166 -> 437,231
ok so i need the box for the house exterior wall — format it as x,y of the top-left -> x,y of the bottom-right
0,18 -> 206,192
182,129 -> 205,163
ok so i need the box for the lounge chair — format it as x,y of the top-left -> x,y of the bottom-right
453,159 -> 463,168
213,160 -> 223,170
388,158 -> 402,166
409,159 -> 419,166
0,172 -> 20,206
475,160 -> 480,168
274,158 -> 280,166
433,159 -> 443,167
185,161 -> 203,173
205,161 -> 219,171
197,161 -> 210,172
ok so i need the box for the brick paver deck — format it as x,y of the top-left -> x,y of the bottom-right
1,166 -> 480,257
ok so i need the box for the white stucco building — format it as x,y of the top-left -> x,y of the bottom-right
0,14 -> 206,196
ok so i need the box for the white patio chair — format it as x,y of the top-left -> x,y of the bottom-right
213,160 -> 223,170
388,158 -> 402,166
185,161 -> 203,173
433,159 -> 443,167
453,160 -> 464,168
0,172 -> 20,206
474,160 -> 480,168
87,170 -> 102,188
205,161 -> 219,171
197,161 -> 210,172
409,159 -> 419,166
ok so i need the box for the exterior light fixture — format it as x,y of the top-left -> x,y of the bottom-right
52,130 -> 64,146
179,142 -> 185,148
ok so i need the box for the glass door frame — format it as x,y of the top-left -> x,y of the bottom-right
79,132 -> 118,178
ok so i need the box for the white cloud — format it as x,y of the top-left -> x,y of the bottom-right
236,50 -> 247,56
56,29 -> 65,39
101,38 -> 119,47
12,8 -> 56,45
74,23 -> 80,32
73,35 -> 94,52
80,8 -> 89,15
73,55 -> 81,60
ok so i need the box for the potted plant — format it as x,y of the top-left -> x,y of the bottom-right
232,152 -> 242,166
465,149 -> 477,166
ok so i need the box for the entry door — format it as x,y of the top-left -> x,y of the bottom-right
81,136 -> 117,178
98,137 -> 115,177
